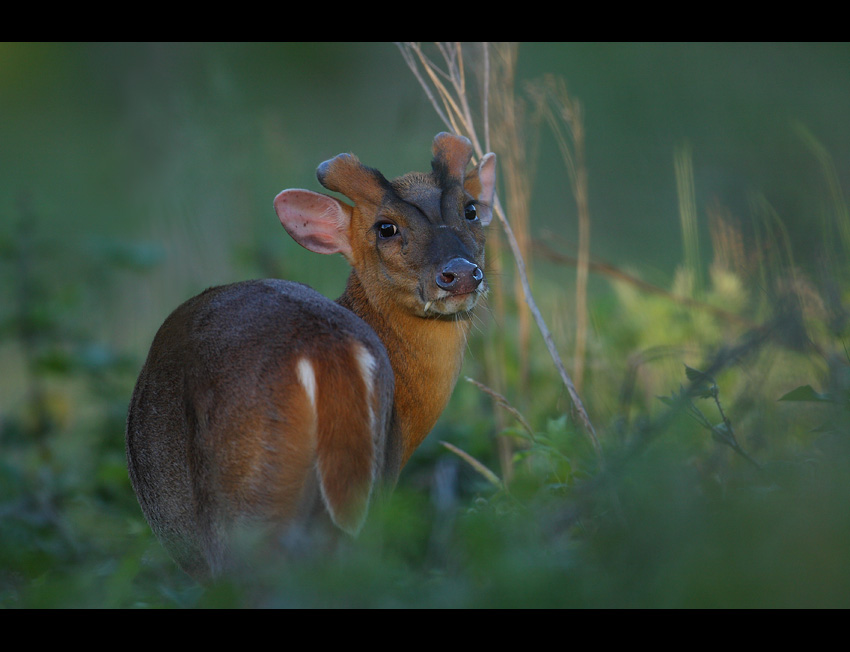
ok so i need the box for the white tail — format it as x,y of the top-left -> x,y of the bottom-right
125,133 -> 496,579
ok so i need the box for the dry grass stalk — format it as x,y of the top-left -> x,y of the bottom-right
465,376 -> 535,440
440,440 -> 503,488
534,235 -> 758,329
526,75 -> 591,393
488,44 -> 535,400
396,42 -> 602,460
707,201 -> 749,278
796,122 -> 850,266
675,142 -> 703,297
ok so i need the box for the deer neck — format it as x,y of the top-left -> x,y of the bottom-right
337,272 -> 471,467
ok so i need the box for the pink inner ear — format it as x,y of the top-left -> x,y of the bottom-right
274,189 -> 352,257
467,153 -> 496,226
478,153 -> 497,203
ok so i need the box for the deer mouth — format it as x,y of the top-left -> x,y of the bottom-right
421,283 -> 487,317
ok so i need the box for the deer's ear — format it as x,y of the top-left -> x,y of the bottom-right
274,189 -> 353,258
465,152 -> 497,226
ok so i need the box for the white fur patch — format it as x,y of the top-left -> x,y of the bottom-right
296,357 -> 317,413
353,343 -> 376,419
352,343 -> 378,472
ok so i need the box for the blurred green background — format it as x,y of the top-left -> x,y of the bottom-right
2,42 -> 850,607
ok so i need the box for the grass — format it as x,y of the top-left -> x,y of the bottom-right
1,43 -> 849,608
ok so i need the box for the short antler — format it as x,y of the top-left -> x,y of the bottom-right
316,153 -> 389,210
431,131 -> 474,182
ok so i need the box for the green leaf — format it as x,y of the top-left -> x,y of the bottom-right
778,385 -> 833,403
685,364 -> 717,398
500,425 -> 534,443
684,365 -> 713,384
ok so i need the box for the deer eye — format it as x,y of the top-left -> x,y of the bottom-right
376,221 -> 398,238
464,203 -> 478,221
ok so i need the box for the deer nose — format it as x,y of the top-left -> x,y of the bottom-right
436,257 -> 484,295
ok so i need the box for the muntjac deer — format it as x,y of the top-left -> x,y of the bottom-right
125,133 -> 497,580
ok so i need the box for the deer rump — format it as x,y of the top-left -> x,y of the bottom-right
126,279 -> 395,579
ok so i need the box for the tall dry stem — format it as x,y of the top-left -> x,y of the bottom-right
675,142 -> 703,298
795,123 -> 850,275
527,75 -> 591,393
488,44 -> 535,403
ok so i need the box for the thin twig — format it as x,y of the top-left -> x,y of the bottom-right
396,44 -> 452,129
409,44 -> 469,139
535,237 -> 758,329
527,76 -> 591,392
440,441 -> 504,488
482,43 -> 490,153
465,376 -> 535,440
710,392 -> 761,470
493,194 -> 602,456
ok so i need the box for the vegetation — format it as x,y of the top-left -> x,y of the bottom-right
2,43 -> 849,608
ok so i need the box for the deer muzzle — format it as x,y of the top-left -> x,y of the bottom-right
435,257 -> 484,296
